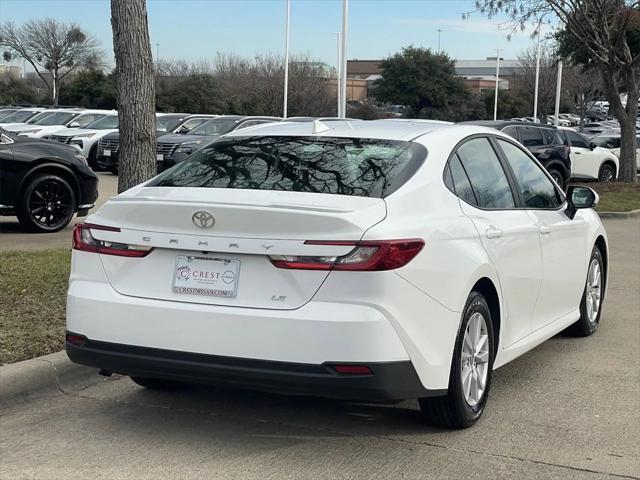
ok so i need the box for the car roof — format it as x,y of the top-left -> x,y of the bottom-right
461,120 -> 559,130
225,118 -> 458,141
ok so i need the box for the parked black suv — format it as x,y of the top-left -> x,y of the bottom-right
155,115 -> 280,172
462,121 -> 572,189
0,128 -> 98,232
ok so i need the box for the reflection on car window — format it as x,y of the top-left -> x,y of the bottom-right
497,139 -> 561,209
455,138 -> 515,209
447,154 -> 478,206
149,136 -> 427,198
501,126 -> 517,139
541,128 -> 562,145
519,126 -> 544,147
567,131 -> 590,149
591,136 -> 620,149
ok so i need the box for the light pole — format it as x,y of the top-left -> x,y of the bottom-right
283,0 -> 291,119
533,19 -> 543,123
334,32 -> 342,117
493,48 -> 501,121
339,0 -> 349,118
553,60 -> 563,126
437,29 -> 443,53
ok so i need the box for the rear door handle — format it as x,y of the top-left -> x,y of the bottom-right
486,227 -> 503,239
539,225 -> 552,235
575,151 -> 582,154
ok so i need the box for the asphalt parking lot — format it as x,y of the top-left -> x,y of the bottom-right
0,216 -> 638,479
0,172 -> 118,252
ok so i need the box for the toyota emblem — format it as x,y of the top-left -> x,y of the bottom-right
192,211 -> 215,229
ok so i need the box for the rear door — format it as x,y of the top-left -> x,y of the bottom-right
448,136 -> 542,346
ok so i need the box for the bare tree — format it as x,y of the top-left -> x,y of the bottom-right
0,18 -> 101,105
111,0 -> 156,193
469,0 -> 639,181
562,65 -> 602,128
515,43 -> 559,121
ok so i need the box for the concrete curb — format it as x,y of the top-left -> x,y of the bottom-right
598,209 -> 640,219
0,350 -> 98,409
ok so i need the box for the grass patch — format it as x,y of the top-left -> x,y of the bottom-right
0,249 -> 70,365
572,182 -> 640,212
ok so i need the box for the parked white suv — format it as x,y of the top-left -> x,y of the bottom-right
7,109 -> 113,138
558,126 -> 619,182
66,120 -> 608,429
43,114 -> 118,169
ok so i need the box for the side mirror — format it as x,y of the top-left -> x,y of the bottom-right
68,122 -> 80,128
566,185 -> 599,219
589,142 -> 596,150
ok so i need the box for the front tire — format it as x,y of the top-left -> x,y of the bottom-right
565,245 -> 604,337
548,168 -> 565,190
598,163 -> 615,183
419,292 -> 495,429
16,173 -> 77,233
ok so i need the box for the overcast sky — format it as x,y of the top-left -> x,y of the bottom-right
0,0 -> 550,69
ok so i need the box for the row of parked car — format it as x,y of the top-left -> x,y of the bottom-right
0,105 -> 632,234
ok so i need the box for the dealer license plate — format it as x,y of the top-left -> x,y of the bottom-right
173,256 -> 240,298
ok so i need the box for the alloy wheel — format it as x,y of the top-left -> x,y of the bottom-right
460,312 -> 490,407
28,178 -> 74,230
585,258 -> 602,325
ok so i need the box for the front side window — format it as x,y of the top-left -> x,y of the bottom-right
149,136 -> 427,198
85,115 -> 118,130
566,130 -> 590,149
34,112 -> 77,126
518,126 -> 544,147
455,137 -> 515,209
496,138 -> 562,209
189,118 -> 239,136
73,114 -> 103,128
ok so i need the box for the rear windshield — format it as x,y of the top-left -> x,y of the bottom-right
149,136 -> 427,198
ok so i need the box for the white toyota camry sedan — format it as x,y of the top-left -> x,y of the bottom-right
66,120 -> 608,428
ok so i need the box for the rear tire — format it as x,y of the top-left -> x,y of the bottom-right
419,292 -> 495,429
130,376 -> 184,390
565,245 -> 604,337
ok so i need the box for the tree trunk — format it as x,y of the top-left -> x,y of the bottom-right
52,69 -> 59,106
111,0 -> 156,193
601,66 -> 638,183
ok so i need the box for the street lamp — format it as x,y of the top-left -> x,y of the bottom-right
283,0 -> 291,119
339,0 -> 349,118
437,29 -> 443,53
533,19 -> 544,123
493,48 -> 501,121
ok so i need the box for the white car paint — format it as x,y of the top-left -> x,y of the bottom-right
559,126 -> 620,180
45,114 -> 118,158
9,109 -> 114,138
66,120 -> 608,421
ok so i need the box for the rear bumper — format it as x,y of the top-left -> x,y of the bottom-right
66,336 -> 444,401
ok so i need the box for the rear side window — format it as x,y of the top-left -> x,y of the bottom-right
149,136 -> 427,198
501,125 -> 518,139
447,154 -> 478,206
541,128 -> 562,145
519,126 -> 544,147
454,137 -> 515,209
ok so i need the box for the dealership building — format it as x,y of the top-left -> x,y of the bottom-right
344,58 -> 522,101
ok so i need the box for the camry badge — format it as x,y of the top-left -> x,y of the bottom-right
192,211 -> 215,229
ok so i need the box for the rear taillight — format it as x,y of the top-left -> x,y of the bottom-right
72,223 -> 152,257
269,239 -> 424,271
